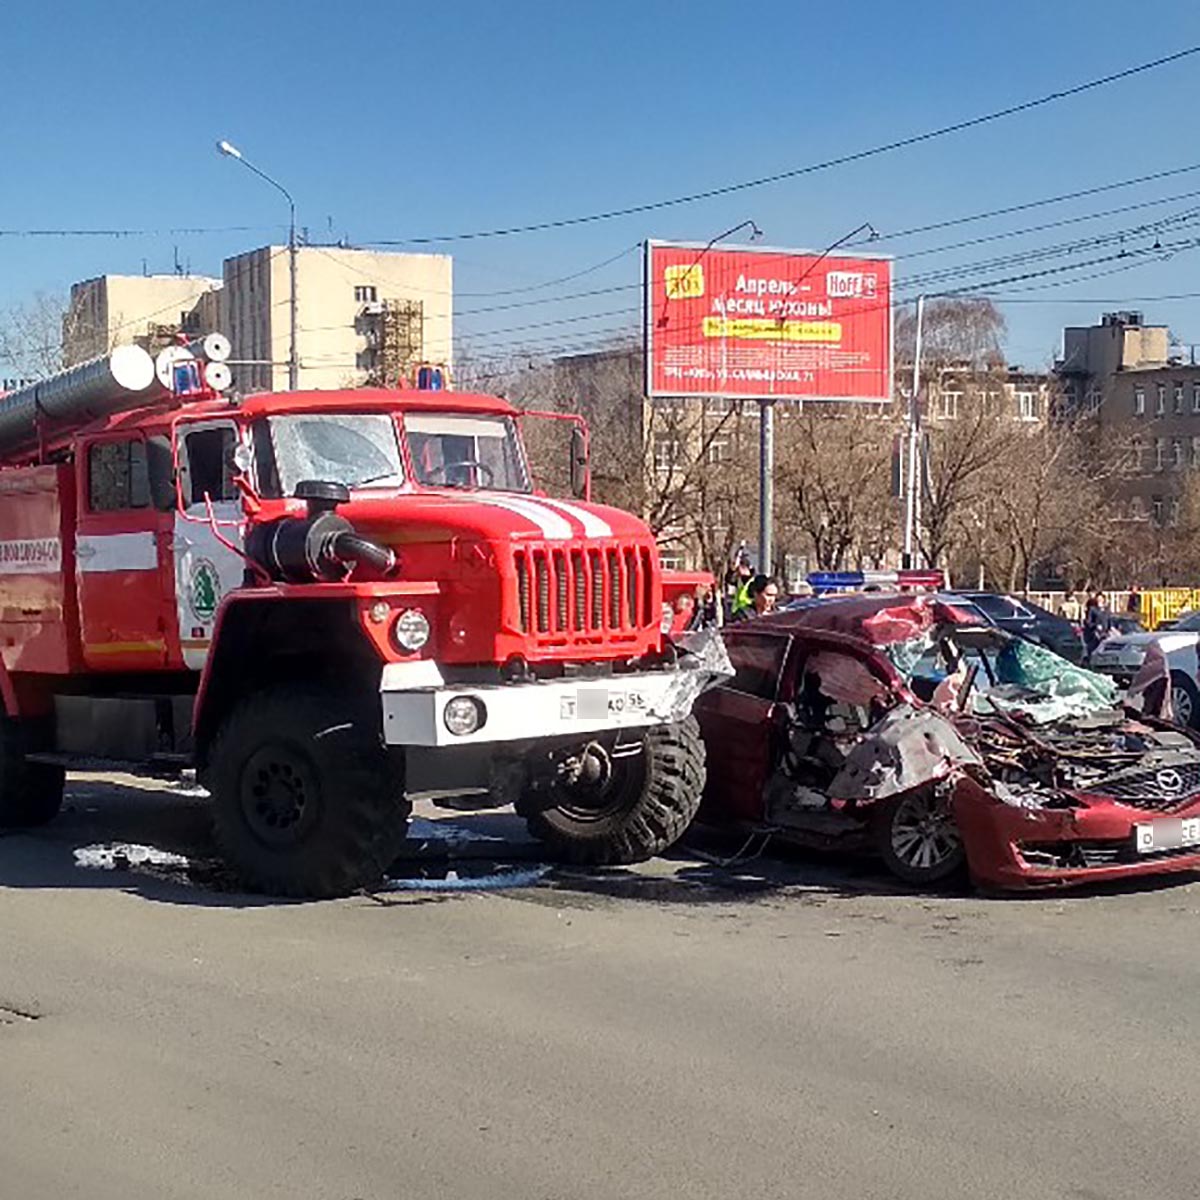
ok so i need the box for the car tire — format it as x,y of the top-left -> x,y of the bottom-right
872,788 -> 966,886
0,718 -> 64,829
208,687 -> 410,898
1170,672 -> 1200,729
517,717 -> 705,865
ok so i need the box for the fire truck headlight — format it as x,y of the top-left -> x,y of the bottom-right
444,696 -> 485,736
393,608 -> 431,652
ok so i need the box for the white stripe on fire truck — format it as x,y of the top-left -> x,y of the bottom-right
471,495 -> 575,540
76,532 -> 158,573
531,497 -> 613,539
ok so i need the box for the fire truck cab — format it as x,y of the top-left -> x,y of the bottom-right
0,362 -> 712,896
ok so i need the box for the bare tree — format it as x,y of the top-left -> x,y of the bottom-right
775,404 -> 899,571
0,292 -> 73,382
895,297 -> 1007,372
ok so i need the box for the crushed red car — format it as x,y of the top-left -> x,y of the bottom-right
694,593 -> 1200,890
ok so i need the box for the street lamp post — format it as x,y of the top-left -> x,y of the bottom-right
216,139 -> 298,391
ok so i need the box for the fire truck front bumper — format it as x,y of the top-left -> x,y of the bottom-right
379,634 -> 730,748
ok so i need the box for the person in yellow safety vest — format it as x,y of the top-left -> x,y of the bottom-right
733,575 -> 780,621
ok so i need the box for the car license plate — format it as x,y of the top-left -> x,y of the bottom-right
1134,817 -> 1200,854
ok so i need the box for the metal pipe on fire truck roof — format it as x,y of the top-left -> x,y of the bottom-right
216,139 -> 298,391
0,345 -> 156,454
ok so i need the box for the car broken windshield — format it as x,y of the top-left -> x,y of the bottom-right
404,412 -> 530,492
894,624 -> 1119,724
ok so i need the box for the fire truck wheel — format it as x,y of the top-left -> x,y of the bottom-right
208,688 -> 410,898
0,720 -> 64,829
518,717 -> 705,864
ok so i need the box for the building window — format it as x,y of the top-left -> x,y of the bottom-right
706,397 -> 732,416
706,436 -> 731,465
1173,438 -> 1184,469
1156,383 -> 1166,415
710,499 -> 732,530
1153,495 -> 1164,525
659,550 -> 685,571
354,285 -> 378,304
1155,438 -> 1165,471
1175,383 -> 1185,414
1193,384 -> 1200,414
653,436 -> 681,473
935,390 -> 961,420
1016,391 -> 1039,421
1084,386 -> 1101,414
1131,436 -> 1144,472
1134,387 -> 1145,415
1129,495 -> 1145,520
88,439 -> 150,512
1170,498 -> 1181,526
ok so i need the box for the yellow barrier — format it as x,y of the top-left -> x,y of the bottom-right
1027,589 -> 1200,630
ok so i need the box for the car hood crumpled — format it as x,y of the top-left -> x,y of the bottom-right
827,703 -> 983,802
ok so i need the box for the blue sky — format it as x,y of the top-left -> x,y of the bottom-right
3,0 -> 1200,371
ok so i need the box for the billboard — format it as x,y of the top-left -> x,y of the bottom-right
644,240 -> 893,402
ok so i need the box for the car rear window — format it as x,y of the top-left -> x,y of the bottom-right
723,632 -> 790,700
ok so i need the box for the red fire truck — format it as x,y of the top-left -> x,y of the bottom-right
0,342 -> 712,896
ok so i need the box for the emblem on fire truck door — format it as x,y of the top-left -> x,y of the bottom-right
188,558 -> 221,622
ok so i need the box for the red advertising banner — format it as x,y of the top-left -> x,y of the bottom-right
644,241 -> 893,401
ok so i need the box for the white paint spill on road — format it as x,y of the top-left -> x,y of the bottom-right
74,843 -> 192,872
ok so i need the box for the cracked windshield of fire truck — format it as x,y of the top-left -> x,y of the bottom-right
405,413 -> 530,492
265,413 -> 405,493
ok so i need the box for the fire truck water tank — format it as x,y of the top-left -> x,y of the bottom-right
0,345 -> 156,453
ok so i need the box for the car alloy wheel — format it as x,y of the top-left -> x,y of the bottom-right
886,790 -> 963,878
1173,682 -> 1196,727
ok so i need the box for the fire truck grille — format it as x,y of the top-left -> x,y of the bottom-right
514,544 -> 654,643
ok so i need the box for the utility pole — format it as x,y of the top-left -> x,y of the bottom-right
217,139 -> 299,391
902,293 -> 925,569
758,398 -> 776,575
287,199 -> 298,391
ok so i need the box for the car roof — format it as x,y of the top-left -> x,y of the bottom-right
755,592 -> 965,644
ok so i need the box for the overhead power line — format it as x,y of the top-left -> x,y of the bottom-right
370,46 -> 1200,244
848,161 -> 1200,247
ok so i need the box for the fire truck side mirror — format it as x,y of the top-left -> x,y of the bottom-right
569,425 -> 589,499
146,436 -> 177,511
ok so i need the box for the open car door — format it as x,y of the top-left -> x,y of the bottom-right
694,628 -> 793,823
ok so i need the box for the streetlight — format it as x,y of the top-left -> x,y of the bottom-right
216,139 -> 298,391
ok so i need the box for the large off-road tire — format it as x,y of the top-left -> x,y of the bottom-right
517,717 -> 705,865
872,788 -> 966,887
0,718 -> 64,829
208,687 -> 410,898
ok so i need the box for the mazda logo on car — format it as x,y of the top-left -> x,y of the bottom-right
1156,769 -> 1185,795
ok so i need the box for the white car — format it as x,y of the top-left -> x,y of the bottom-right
1089,610 -> 1200,726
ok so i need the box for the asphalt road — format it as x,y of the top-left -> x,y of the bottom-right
2,775 -> 1200,1200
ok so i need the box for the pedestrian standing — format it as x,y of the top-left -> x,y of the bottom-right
1083,591 -> 1110,662
1058,590 -> 1082,623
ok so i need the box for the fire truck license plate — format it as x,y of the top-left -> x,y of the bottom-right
1134,818 -> 1200,854
561,689 -> 649,721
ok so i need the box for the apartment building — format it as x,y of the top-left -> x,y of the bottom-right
63,274 -> 222,365
222,246 -> 452,393
1055,311 -> 1200,524
922,365 -> 1052,425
